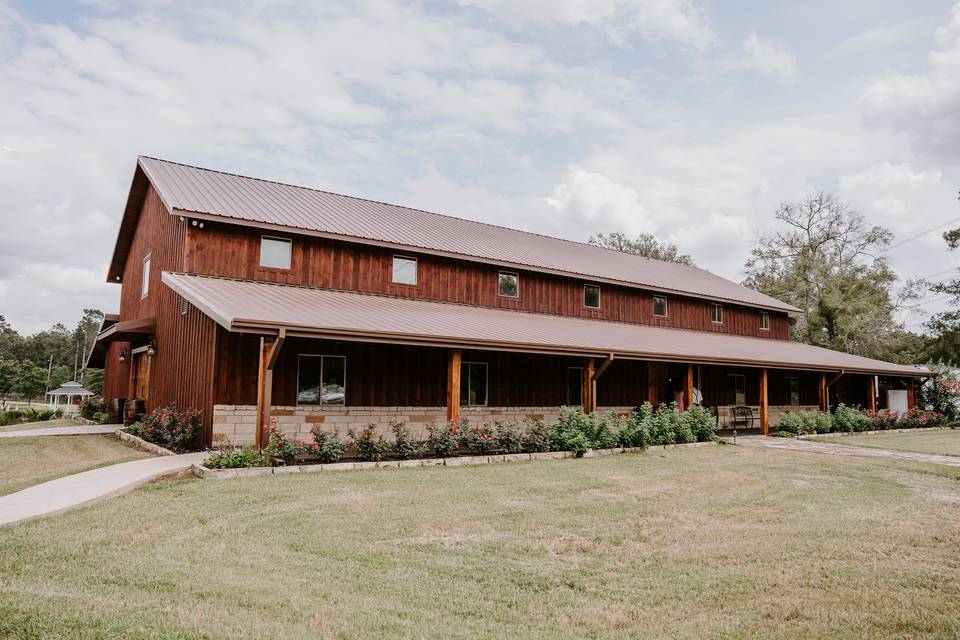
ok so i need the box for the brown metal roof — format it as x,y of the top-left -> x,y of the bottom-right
133,156 -> 800,313
163,272 -> 927,377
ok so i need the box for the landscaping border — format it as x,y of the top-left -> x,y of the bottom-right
116,430 -> 177,457
193,441 -> 718,479
799,427 -> 949,440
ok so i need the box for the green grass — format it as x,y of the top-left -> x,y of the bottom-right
1,446 -> 960,639
0,435 -> 152,496
812,429 -> 960,457
0,419 -> 77,433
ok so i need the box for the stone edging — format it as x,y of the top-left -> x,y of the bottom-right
798,427 -> 948,440
116,430 -> 177,456
193,440 -> 718,480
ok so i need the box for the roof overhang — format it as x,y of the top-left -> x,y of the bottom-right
162,272 -> 929,377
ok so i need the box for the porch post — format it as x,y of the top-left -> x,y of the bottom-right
759,368 -> 769,435
818,372 -> 829,412
584,358 -> 596,413
446,349 -> 462,424
255,336 -> 274,450
907,381 -> 916,410
867,376 -> 877,413
684,364 -> 694,411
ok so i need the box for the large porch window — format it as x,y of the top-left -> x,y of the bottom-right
460,361 -> 488,406
297,355 -> 346,405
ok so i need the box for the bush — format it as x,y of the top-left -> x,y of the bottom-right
831,404 -> 870,433
127,405 -> 201,450
521,419 -> 552,453
390,422 -> 421,460
265,425 -> 306,463
79,397 -> 107,421
203,446 -> 271,469
309,425 -> 346,463
495,422 -> 523,454
348,424 -> 389,462
461,423 -> 496,455
682,404 -> 717,442
426,421 -> 461,457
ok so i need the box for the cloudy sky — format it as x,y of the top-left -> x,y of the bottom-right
1,0 -> 959,333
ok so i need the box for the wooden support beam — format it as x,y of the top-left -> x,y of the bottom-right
583,358 -> 596,413
818,372 -> 829,412
759,368 -> 769,435
446,349 -> 462,423
684,364 -> 694,411
255,335 -> 276,450
866,376 -> 877,413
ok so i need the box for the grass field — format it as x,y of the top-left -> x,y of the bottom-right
1,445 -> 959,639
0,419 -> 77,433
0,435 -> 152,496
813,429 -> 960,457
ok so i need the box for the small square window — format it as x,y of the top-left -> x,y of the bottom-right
498,272 -> 519,298
584,285 -> 601,309
260,237 -> 291,269
710,303 -> 723,324
760,311 -> 770,331
140,254 -> 151,299
392,256 -> 417,285
653,295 -> 668,317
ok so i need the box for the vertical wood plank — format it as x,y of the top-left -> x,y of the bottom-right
446,349 -> 462,423
759,368 -> 769,435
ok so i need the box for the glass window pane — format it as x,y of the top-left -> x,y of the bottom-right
297,356 -> 322,404
654,296 -> 667,316
320,356 -> 345,404
584,285 -> 600,308
567,367 -> 583,406
392,256 -> 417,285
499,272 -> 518,297
260,237 -> 291,269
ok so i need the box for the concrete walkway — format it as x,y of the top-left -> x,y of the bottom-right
0,424 -> 121,438
0,452 -> 207,527
733,435 -> 960,468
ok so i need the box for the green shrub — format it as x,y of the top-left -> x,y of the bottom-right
348,424 -> 389,462
265,425 -> 306,463
832,404 -> 869,433
203,446 -> 271,469
389,422 -> 421,460
682,405 -> 717,442
521,419 -> 552,452
495,422 -> 523,454
309,425 -> 346,463
426,421 -> 461,457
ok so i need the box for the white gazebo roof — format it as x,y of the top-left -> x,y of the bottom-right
47,381 -> 94,396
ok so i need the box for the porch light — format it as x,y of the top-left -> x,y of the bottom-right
118,349 -> 127,363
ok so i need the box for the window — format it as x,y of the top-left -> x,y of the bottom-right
460,361 -> 488,406
297,355 -> 346,405
260,236 -> 291,269
140,254 -> 151,299
710,303 -> 723,324
784,376 -> 800,406
653,295 -> 668,317
566,367 -> 583,406
583,284 -> 601,309
498,271 -> 519,298
392,255 -> 417,285
726,374 -> 746,405
760,311 -> 770,331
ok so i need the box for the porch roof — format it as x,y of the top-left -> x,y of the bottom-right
162,272 -> 930,377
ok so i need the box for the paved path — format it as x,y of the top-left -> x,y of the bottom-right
0,424 -> 121,438
732,435 -> 960,468
0,452 -> 207,527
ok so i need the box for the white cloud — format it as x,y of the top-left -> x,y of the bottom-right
738,33 -> 799,81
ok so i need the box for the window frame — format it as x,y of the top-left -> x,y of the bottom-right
259,236 -> 292,270
710,302 -> 724,324
653,295 -> 669,318
459,361 -> 489,407
727,373 -> 746,406
583,284 -> 601,309
391,255 -> 418,286
140,253 -> 151,299
497,271 -> 519,298
296,354 -> 347,406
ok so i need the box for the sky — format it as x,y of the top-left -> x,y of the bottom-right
1,0 -> 959,334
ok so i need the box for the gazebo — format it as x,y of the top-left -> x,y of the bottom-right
46,381 -> 94,412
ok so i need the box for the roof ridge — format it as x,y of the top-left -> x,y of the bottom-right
138,155 -> 710,273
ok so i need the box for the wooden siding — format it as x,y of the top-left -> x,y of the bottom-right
187,221 -> 790,339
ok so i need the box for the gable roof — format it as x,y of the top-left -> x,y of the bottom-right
162,272 -> 927,377
110,155 -> 800,314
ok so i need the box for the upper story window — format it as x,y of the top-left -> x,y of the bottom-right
392,255 -> 417,285
710,303 -> 723,324
460,361 -> 488,406
583,284 -> 601,309
260,236 -> 291,269
653,295 -> 668,317
760,311 -> 770,331
498,271 -> 519,298
140,254 -> 151,299
297,355 -> 346,405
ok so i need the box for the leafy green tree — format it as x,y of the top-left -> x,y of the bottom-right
743,191 -> 909,360
588,232 -> 695,266
13,360 -> 47,403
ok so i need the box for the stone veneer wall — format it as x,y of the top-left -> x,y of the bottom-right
715,405 -> 820,429
212,404 -> 636,448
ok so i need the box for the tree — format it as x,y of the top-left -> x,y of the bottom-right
743,191 -> 908,360
13,360 -> 47,403
588,232 -> 695,265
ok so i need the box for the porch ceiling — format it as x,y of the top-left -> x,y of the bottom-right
161,272 -> 930,377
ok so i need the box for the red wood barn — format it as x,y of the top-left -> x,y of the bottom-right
88,157 -> 929,447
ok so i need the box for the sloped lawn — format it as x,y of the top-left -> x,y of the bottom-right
1,446 -> 959,639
